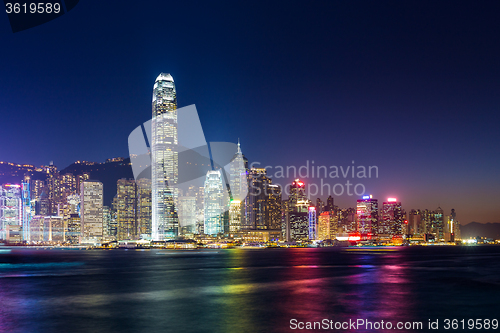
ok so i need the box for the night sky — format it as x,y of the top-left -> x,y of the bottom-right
1,1 -> 499,224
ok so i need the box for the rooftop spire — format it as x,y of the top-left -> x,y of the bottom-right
237,138 -> 241,154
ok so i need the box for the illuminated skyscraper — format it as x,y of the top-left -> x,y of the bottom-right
286,179 -> 311,241
288,179 -> 309,212
356,195 -> 378,234
308,206 -> 317,240
102,206 -> 112,238
429,207 -> 444,240
381,198 -> 403,236
152,73 -> 178,240
136,178 -> 152,237
243,168 -> 270,229
337,207 -> 356,233
408,209 -> 422,235
204,170 -> 225,235
241,168 -> 281,231
21,181 -> 31,241
229,140 -> 248,201
449,209 -> 461,240
289,211 -> 309,241
267,184 -> 282,230
115,179 -> 137,240
0,184 -> 22,241
229,200 -> 242,234
281,200 -> 290,241
80,181 -> 103,240
317,211 -> 338,240
178,196 -> 196,235
66,214 -> 81,244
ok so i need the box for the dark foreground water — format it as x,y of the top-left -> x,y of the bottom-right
0,246 -> 499,333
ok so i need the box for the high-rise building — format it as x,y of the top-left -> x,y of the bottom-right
450,208 -> 461,240
429,207 -> 444,240
204,170 -> 225,235
76,173 -> 90,193
61,173 -> 77,196
288,179 -> 309,212
243,168 -> 271,230
241,168 -> 282,233
80,181 -> 103,240
43,216 -> 64,242
43,163 -> 61,216
281,199 -> 290,241
420,209 -> 431,234
29,215 -> 44,242
289,211 -> 309,241
308,206 -> 317,240
115,179 -> 137,240
136,178 -> 152,237
267,184 -> 282,230
21,181 -> 31,241
315,198 -> 324,215
0,184 -> 22,240
178,196 -> 196,235
229,200 -> 242,235
229,140 -> 248,201
102,206 -> 112,238
152,73 -> 178,240
37,190 -> 50,216
317,211 -> 338,240
326,195 -> 335,211
66,214 -> 81,244
286,179 -> 310,241
356,195 -> 378,235
381,198 -> 403,236
190,185 -> 205,235
338,207 -> 356,233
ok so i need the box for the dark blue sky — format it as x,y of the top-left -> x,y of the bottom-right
1,1 -> 499,223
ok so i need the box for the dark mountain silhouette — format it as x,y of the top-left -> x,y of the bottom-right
60,159 -> 135,207
461,222 -> 500,240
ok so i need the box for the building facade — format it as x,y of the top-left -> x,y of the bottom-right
356,195 -> 378,235
0,184 -> 22,240
204,170 -> 225,235
152,73 -> 178,240
80,181 -> 103,240
381,198 -> 403,236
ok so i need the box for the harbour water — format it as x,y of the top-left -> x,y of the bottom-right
0,246 -> 499,332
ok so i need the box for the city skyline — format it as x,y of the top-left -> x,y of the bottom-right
0,143 -> 470,245
1,2 -> 499,225
1,3 -> 499,332
0,140 -> 489,227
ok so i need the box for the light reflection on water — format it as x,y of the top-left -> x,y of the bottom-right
0,247 -> 499,333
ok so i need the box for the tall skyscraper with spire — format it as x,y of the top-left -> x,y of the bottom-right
229,139 -> 248,201
151,73 -> 178,240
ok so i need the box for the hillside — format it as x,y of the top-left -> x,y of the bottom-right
461,222 -> 500,240
60,158 -> 135,207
